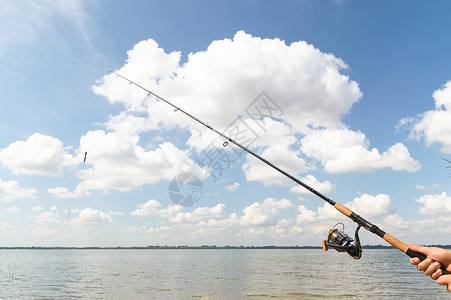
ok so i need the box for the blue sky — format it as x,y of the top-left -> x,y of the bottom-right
1,0 -> 451,247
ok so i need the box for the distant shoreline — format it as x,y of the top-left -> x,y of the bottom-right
2,245 -> 450,250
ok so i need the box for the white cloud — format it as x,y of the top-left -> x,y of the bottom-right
121,226 -> 146,233
32,206 -> 44,212
7,206 -> 20,213
198,213 -> 239,228
225,183 -> 240,192
400,81 -> 451,153
48,186 -> 89,198
93,39 -> 181,112
0,133 -> 75,177
72,130 -> 206,194
91,31 -> 417,189
415,183 -> 440,191
131,198 -> 301,239
289,175 -> 335,194
70,207 -> 113,225
147,226 -> 173,233
383,213 -> 451,238
296,205 -> 318,223
168,203 -> 226,224
131,199 -> 163,217
243,144 -> 309,186
34,211 -> 60,224
415,191 -> 451,215
186,117 -> 293,154
296,193 -> 395,224
104,112 -> 154,134
347,193 -> 395,218
240,198 -> 295,226
0,178 -> 37,202
93,30 -> 361,133
300,128 -> 420,173
131,199 -> 226,225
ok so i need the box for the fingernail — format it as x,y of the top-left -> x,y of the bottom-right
427,258 -> 433,263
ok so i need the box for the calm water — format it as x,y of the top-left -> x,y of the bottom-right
0,249 -> 449,299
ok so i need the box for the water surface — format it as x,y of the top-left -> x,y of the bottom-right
0,249 -> 448,299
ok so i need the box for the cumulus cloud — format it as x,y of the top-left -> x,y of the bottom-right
300,128 -> 421,173
131,199 -> 226,225
384,213 -> 451,238
240,198 -> 295,226
32,206 -> 44,212
168,204 -> 226,224
289,175 -> 335,194
34,211 -> 60,224
243,144 -> 310,186
415,191 -> 451,215
71,130 -> 207,194
296,205 -> 318,223
131,199 -> 164,217
0,178 -> 37,202
94,31 -> 362,132
0,133 -> 75,177
296,193 -> 395,224
91,30 -> 417,186
415,183 -> 440,191
48,186 -> 89,198
399,81 -> 451,153
70,207 -> 113,225
7,206 -> 20,213
225,182 -> 240,192
348,193 -> 395,218
131,198 -> 300,237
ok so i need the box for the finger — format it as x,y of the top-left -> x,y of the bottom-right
424,261 -> 441,276
417,258 -> 434,272
436,275 -> 451,292
410,257 -> 420,265
408,243 -> 431,256
431,268 -> 443,280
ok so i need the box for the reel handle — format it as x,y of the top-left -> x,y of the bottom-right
406,248 -> 451,275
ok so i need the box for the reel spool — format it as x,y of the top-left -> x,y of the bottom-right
322,223 -> 362,259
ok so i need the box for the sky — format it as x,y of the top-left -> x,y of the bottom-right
1,0 -> 451,247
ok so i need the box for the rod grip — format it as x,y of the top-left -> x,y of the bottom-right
334,203 -> 353,217
382,233 -> 451,275
406,248 -> 451,275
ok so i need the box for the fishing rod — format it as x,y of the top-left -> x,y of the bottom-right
110,70 -> 450,274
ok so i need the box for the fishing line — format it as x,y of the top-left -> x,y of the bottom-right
110,71 -> 450,275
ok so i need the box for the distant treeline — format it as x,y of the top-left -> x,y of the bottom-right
2,245 -> 450,250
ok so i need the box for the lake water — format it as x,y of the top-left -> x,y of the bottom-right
0,249 -> 449,299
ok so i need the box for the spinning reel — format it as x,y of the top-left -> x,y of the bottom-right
322,223 -> 362,259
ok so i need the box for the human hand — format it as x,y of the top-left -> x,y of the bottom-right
409,243 -> 451,292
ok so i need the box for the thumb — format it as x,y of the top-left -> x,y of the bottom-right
408,243 -> 431,256
436,275 -> 451,292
